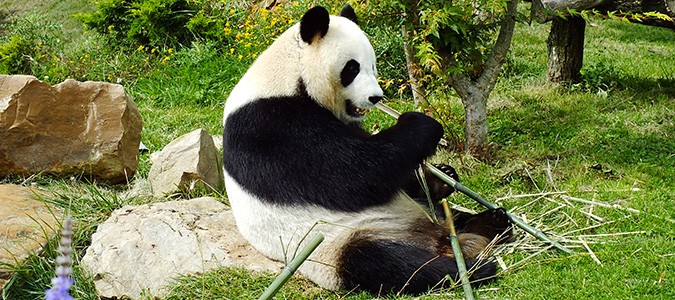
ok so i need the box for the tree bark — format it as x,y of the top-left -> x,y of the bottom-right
546,16 -> 586,83
446,0 -> 519,160
532,0 -> 675,29
460,85 -> 490,161
402,22 -> 426,104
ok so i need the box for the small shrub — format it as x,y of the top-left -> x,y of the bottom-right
575,58 -> 618,93
0,12 -> 61,75
77,0 -> 197,48
0,35 -> 30,74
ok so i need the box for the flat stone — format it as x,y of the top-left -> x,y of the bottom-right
0,184 -> 62,289
80,197 -> 282,299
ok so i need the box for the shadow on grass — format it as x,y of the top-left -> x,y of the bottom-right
490,86 -> 674,179
604,20 -> 675,44
613,76 -> 675,99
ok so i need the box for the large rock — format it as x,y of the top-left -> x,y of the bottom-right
148,128 -> 223,196
0,184 -> 62,289
81,197 -> 282,299
0,75 -> 142,184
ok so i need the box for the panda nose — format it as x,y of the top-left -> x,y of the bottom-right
368,96 -> 382,104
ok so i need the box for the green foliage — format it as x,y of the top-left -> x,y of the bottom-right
418,1 -> 502,75
75,0 -> 309,49
370,0 -> 509,77
0,35 -> 29,74
77,0 -> 198,48
0,12 -> 61,75
557,7 -> 673,25
365,24 -> 409,98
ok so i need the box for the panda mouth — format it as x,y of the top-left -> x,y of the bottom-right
346,100 -> 370,118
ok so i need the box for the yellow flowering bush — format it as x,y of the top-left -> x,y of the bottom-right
10,0 -> 406,99
223,3 -> 299,62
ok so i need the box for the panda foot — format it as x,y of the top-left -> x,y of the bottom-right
456,207 -> 513,244
481,207 -> 513,243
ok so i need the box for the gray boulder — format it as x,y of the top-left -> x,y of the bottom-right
148,128 -> 223,197
80,197 -> 282,299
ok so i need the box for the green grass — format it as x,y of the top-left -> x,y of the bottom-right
1,1 -> 675,299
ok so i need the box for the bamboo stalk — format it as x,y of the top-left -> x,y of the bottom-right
579,238 -> 602,265
374,102 -> 572,254
258,233 -> 324,300
442,200 -> 475,300
561,195 -> 675,224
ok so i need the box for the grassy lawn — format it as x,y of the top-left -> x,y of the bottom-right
1,1 -> 674,299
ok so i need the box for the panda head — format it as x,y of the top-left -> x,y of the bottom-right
298,5 -> 383,123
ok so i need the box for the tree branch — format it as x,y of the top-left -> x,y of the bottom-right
532,0 -> 675,29
477,0 -> 519,93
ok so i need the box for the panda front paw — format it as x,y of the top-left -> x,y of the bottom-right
397,112 -> 443,136
396,112 -> 443,157
434,164 -> 459,182
427,164 -> 459,200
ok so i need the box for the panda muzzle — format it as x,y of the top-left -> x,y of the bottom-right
346,100 -> 370,117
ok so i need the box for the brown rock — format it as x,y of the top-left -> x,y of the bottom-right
0,75 -> 142,184
0,184 -> 62,289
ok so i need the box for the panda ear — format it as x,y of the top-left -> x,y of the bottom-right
340,4 -> 358,24
300,6 -> 330,45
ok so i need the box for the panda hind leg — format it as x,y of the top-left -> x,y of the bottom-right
337,233 -> 496,295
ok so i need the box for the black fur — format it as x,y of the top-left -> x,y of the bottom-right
339,4 -> 358,24
223,88 -> 443,212
454,207 -> 513,243
338,234 -> 497,294
340,59 -> 360,87
300,6 -> 330,44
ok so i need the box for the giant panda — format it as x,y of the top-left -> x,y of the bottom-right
222,5 -> 512,295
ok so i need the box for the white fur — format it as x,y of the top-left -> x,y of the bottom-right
224,169 -> 427,290
223,16 -> 382,126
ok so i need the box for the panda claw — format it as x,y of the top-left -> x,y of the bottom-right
433,164 -> 459,182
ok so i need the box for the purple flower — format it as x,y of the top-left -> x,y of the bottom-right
45,275 -> 74,300
45,217 -> 74,300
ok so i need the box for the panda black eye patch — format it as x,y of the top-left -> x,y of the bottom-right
341,59 -> 360,87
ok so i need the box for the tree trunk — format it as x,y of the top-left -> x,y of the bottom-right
461,87 -> 490,161
546,16 -> 586,83
402,23 -> 426,104
444,0 -> 519,160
